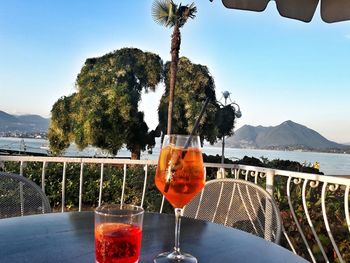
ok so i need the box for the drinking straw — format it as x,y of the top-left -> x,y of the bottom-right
164,97 -> 211,193
183,97 -> 211,150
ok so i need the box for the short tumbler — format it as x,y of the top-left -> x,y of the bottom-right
94,204 -> 144,263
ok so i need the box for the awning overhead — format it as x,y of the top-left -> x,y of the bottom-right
221,0 -> 350,23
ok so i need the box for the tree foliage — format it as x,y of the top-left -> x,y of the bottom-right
48,48 -> 163,159
48,95 -> 76,153
215,105 -> 236,138
49,48 -> 238,158
158,57 -> 220,144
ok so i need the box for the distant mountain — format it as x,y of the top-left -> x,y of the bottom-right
224,120 -> 348,151
0,110 -> 49,133
0,111 -> 18,123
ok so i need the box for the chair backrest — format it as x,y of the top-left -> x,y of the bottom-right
183,179 -> 282,243
0,172 -> 51,219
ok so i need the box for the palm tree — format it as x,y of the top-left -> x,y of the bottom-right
152,0 -> 197,135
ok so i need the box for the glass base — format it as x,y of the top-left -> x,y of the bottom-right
154,251 -> 197,263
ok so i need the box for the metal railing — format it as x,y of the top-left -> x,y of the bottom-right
1,155 -> 349,262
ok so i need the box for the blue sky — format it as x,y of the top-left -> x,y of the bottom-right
1,1 -> 349,143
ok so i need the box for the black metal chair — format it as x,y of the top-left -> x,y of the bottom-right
183,178 -> 282,243
0,172 -> 51,219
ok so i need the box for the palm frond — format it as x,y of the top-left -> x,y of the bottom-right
152,0 -> 177,27
177,2 -> 197,27
188,2 -> 197,19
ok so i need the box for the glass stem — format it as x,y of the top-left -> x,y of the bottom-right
174,208 -> 183,255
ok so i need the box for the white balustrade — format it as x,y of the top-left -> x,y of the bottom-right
1,155 -> 350,262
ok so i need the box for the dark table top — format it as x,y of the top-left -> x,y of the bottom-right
0,212 -> 308,263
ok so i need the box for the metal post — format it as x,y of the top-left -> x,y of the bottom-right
78,162 -> 84,212
19,160 -> 24,216
61,162 -> 67,213
120,164 -> 127,206
221,135 -> 225,165
221,96 -> 227,165
264,170 -> 275,241
20,160 -> 24,176
41,161 -> 46,193
265,170 -> 275,196
98,163 -> 104,207
219,92 -> 241,165
141,165 -> 148,208
41,161 -> 47,213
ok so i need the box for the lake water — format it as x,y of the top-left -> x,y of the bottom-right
1,137 -> 349,176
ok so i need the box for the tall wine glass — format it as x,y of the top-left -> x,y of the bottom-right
154,134 -> 206,263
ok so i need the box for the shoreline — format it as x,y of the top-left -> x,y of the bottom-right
1,137 -> 350,175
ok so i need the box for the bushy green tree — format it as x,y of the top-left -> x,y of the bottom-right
215,105 -> 237,139
48,95 -> 76,154
48,48 -> 163,159
158,57 -> 219,144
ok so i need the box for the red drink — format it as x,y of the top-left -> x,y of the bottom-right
95,223 -> 142,263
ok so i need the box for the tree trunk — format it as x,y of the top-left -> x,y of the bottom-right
167,25 -> 181,135
131,147 -> 141,160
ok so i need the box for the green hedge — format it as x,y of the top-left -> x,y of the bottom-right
2,161 -> 173,213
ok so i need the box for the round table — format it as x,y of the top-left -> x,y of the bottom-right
0,212 -> 308,263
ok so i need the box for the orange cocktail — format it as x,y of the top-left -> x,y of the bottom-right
154,134 -> 205,263
155,145 -> 205,208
